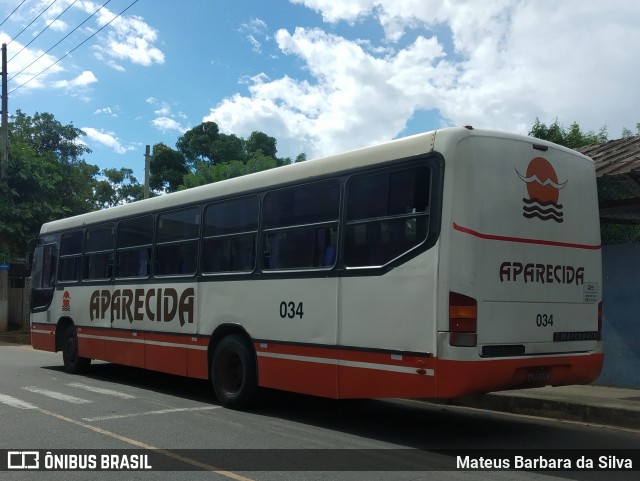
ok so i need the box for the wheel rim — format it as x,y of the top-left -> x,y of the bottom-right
220,351 -> 243,394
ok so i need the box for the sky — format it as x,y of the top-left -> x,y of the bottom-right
0,0 -> 639,181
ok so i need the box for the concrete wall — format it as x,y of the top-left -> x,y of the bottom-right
597,244 -> 640,388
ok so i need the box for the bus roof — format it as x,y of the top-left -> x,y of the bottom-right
38,127 -> 592,235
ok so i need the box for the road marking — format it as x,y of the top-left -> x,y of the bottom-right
35,407 -> 255,481
22,386 -> 92,404
0,393 -> 38,409
83,406 -> 219,422
66,382 -> 136,399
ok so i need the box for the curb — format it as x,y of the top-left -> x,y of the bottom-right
0,329 -> 31,345
425,393 -> 640,430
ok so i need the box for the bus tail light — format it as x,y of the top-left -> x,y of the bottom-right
597,302 -> 603,340
449,292 -> 477,347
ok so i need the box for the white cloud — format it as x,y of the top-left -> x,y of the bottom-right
46,19 -> 67,32
240,18 -> 269,53
206,0 -> 640,160
206,27 -> 454,159
152,117 -> 187,134
82,127 -> 135,154
146,97 -> 188,134
53,70 -> 98,89
94,107 -> 118,117
79,2 -> 165,67
2,32 -> 63,90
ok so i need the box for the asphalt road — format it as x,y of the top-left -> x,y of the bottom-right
1,344 -> 639,481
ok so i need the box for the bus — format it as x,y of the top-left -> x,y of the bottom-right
29,126 -> 603,409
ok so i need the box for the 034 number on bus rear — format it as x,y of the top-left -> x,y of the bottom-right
536,314 -> 554,327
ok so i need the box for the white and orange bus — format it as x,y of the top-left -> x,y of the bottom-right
30,126 -> 603,409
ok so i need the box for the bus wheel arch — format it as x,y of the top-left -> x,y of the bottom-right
56,318 -> 91,374
208,324 -> 258,410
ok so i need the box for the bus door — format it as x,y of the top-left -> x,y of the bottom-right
30,238 -> 58,351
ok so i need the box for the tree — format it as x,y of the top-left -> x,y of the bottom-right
212,133 -> 246,163
246,131 -> 277,159
528,118 -> 607,148
149,143 -> 187,193
175,121 -> 220,164
1,110 -> 98,261
93,168 -> 144,209
11,110 -> 89,163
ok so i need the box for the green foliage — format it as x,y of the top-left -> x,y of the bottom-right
10,110 -> 90,163
212,133 -> 245,163
175,122 -> 282,167
175,121 -> 220,164
174,122 -> 297,190
1,111 -> 99,260
94,168 -> 144,209
0,112 -> 304,261
181,151 -> 279,189
149,143 -> 187,193
529,118 -> 607,148
246,131 -> 277,159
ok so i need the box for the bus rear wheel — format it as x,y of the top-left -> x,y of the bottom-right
62,324 -> 91,374
211,335 -> 257,410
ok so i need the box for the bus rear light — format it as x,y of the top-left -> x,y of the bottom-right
597,302 -> 603,340
449,292 -> 478,347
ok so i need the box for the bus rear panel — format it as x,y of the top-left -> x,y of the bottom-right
436,129 -> 602,397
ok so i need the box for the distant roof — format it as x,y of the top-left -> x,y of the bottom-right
578,136 -> 640,224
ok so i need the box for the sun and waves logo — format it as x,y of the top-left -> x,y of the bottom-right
62,290 -> 71,311
516,157 -> 567,223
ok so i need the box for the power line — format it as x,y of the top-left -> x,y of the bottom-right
7,0 -> 59,47
8,0 -> 113,83
9,0 -> 80,63
9,0 -> 140,95
0,0 -> 28,30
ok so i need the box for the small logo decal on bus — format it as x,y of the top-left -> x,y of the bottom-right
62,291 -> 71,312
516,157 -> 567,223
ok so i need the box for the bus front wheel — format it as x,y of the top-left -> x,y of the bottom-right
62,324 -> 91,374
211,335 -> 257,410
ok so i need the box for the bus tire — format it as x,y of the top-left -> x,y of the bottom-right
62,324 -> 91,374
211,335 -> 257,410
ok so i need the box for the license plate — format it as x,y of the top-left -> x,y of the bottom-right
526,367 -> 551,384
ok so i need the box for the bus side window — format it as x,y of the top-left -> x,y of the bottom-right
156,207 -> 200,276
117,215 -> 153,278
84,224 -> 115,280
58,230 -> 83,282
262,180 -> 340,271
203,196 -> 258,274
344,165 -> 430,267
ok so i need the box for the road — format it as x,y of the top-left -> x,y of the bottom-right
1,343 -> 639,481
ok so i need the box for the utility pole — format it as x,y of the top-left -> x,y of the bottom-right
144,144 -> 150,199
1,43 -> 7,179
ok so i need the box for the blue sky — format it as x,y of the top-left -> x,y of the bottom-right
1,0 -> 639,181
